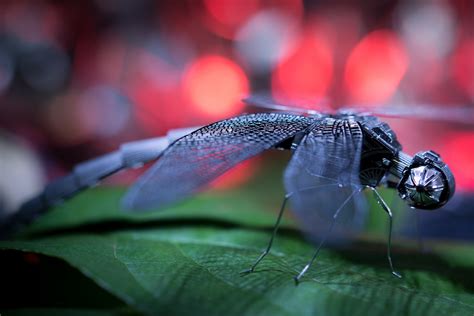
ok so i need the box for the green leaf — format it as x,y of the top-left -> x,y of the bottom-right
21,187 -> 292,237
1,308 -> 139,316
2,226 -> 474,316
2,157 -> 474,316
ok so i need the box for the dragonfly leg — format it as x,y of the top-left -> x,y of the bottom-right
370,187 -> 402,278
241,193 -> 292,274
294,187 -> 361,285
293,220 -> 335,285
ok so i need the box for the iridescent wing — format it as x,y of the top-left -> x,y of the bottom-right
123,113 -> 314,211
243,94 -> 328,116
245,94 -> 474,127
344,104 -> 474,127
284,117 -> 368,244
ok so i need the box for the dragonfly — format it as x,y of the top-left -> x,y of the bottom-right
1,95 -> 464,283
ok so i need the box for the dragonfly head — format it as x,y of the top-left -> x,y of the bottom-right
397,150 -> 455,210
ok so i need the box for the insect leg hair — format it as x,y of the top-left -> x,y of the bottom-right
294,187 -> 362,284
369,186 -> 402,278
241,183 -> 340,275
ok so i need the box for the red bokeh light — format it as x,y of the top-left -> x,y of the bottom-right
451,39 -> 474,98
271,32 -> 333,104
442,132 -> 474,191
131,80 -> 185,135
73,34 -> 128,86
210,157 -> 260,190
204,0 -> 260,28
344,30 -> 408,105
203,0 -> 260,39
128,50 -> 185,135
183,55 -> 249,119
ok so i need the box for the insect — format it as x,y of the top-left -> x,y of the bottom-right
1,96 -> 462,283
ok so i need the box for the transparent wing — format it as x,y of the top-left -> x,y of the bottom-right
284,117 -> 368,244
245,93 -> 474,127
123,113 -> 314,211
341,104 -> 474,127
243,94 -> 329,116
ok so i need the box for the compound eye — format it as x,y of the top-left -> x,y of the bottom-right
403,166 -> 445,208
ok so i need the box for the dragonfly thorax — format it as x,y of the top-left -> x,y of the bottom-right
358,116 -> 402,187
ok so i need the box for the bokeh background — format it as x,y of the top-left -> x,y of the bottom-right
0,0 -> 473,238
